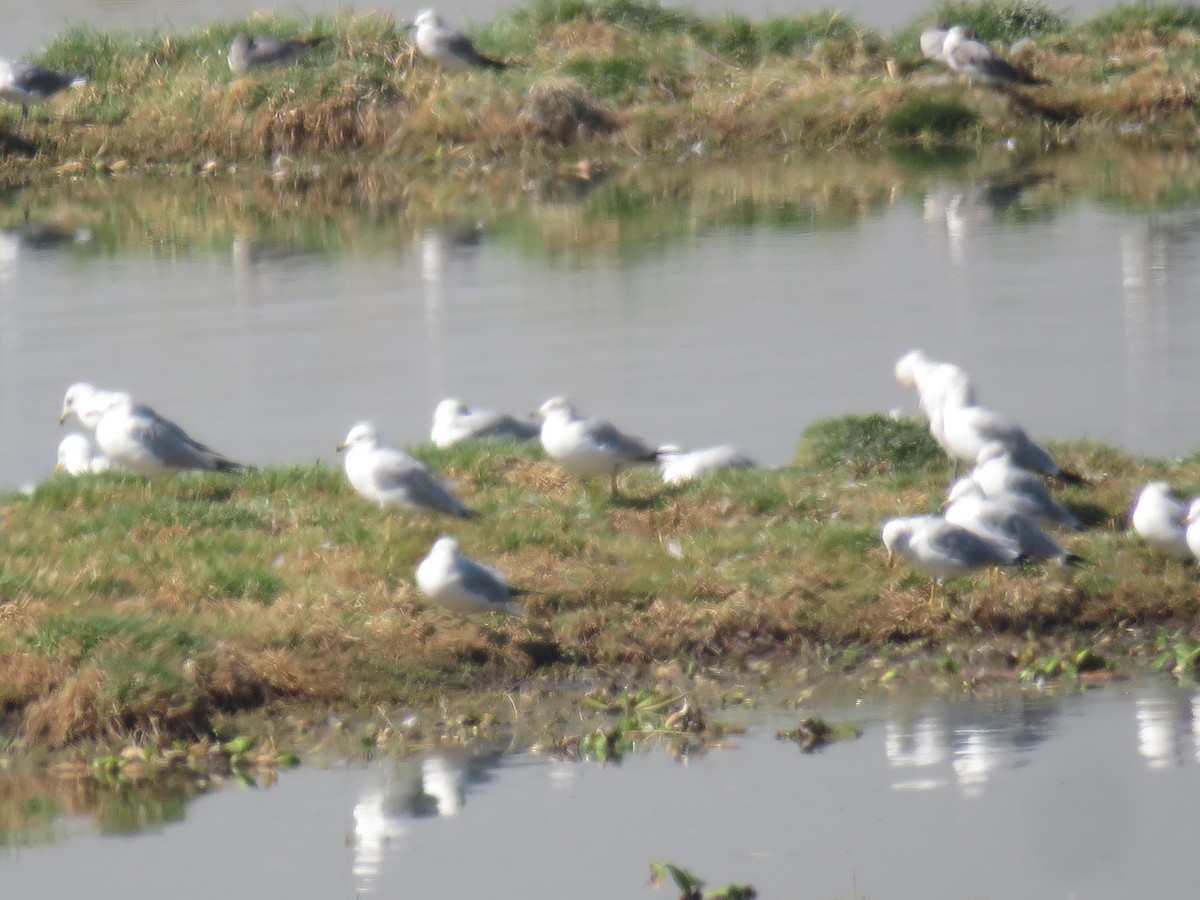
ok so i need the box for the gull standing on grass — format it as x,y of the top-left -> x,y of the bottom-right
56,433 -> 111,475
536,396 -> 660,496
943,25 -> 1044,87
430,399 -> 539,449
227,34 -> 329,74
407,10 -> 508,70
0,59 -> 86,121
89,392 -> 246,477
1130,481 -> 1191,559
965,443 -> 1080,529
881,514 -> 1024,600
894,349 -> 977,452
337,422 -> 475,518
416,536 -> 525,616
1183,500 -> 1200,562
657,444 -> 757,485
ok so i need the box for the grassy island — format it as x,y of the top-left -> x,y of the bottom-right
5,1 -> 1200,177
2,415 -> 1199,762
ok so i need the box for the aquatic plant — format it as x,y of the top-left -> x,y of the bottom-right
650,862 -> 757,900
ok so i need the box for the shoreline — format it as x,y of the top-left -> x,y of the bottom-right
1,416 -> 1198,763
3,2 -> 1200,177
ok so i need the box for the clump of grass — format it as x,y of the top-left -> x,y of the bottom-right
795,414 -> 943,477
520,77 -> 618,141
926,0 -> 1066,43
884,93 -> 980,139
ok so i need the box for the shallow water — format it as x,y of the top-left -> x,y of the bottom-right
3,161 -> 1200,489
2,683 -> 1199,898
7,0 -> 1128,58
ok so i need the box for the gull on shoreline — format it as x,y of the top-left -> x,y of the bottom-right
407,10 -> 508,70
337,421 -> 474,518
657,444 -> 757,485
55,433 -> 111,476
430,399 -> 539,449
1130,481 -> 1191,559
536,396 -> 659,496
416,536 -> 525,616
0,59 -> 86,121
227,34 -> 328,74
943,25 -> 1044,87
881,514 -> 1024,599
92,392 -> 246,477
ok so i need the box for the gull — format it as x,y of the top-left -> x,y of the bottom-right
894,349 -> 977,452
408,9 -> 508,70
1130,481 -> 1191,559
943,25 -> 1044,87
881,514 -> 1024,600
943,480 -> 1076,564
60,382 -> 120,431
337,421 -> 474,518
536,396 -> 659,496
0,59 -> 86,121
920,23 -> 950,64
92,392 -> 246,477
430,399 -> 539,449
227,34 -> 329,75
940,402 -> 1085,484
657,444 -> 757,485
416,536 -> 525,615
55,433 -> 111,475
966,443 -> 1080,529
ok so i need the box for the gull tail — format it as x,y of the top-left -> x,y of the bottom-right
474,53 -> 508,71
1062,553 -> 1086,567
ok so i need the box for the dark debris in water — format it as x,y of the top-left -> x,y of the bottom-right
775,716 -> 861,753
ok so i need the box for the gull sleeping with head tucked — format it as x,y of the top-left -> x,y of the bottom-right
416,536 -> 525,616
430,399 -> 539,449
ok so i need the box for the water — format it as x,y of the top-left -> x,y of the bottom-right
2,683 -> 1198,898
3,162 -> 1200,489
7,0 -> 1130,59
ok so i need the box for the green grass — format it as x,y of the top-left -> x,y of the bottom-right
5,0 -> 1200,175
1,418 -> 1199,754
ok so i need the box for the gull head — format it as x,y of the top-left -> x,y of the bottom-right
433,398 -> 468,425
60,382 -> 100,425
893,350 -> 928,389
413,9 -> 444,29
537,396 -> 577,421
880,517 -> 916,563
657,444 -> 684,456
337,421 -> 379,453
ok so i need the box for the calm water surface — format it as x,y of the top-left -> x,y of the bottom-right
8,0 -> 1130,58
2,684 -> 1199,898
2,172 -> 1199,489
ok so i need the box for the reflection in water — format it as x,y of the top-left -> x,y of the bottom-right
1134,684 -> 1200,769
922,170 -> 1046,266
352,747 -> 505,894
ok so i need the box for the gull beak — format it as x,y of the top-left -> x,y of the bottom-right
335,442 -> 348,453
54,462 -> 65,474
885,549 -> 895,567
58,411 -> 70,424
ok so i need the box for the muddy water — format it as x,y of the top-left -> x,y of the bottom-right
3,166 -> 1200,489
2,684 -> 1198,898
7,0 -> 1128,59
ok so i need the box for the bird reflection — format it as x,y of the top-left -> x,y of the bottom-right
0,210 -> 91,279
1134,687 -> 1200,769
352,746 -> 506,894
417,221 -> 486,285
923,171 -> 1045,264
885,695 -> 1059,796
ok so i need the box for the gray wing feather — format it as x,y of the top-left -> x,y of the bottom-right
374,451 -> 471,517
130,413 -> 229,470
14,63 -> 82,94
456,557 -> 512,605
930,524 -> 1018,566
469,411 -> 540,442
583,420 -> 657,460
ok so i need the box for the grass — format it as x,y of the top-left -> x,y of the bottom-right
2,416 -> 1200,755
6,1 -> 1200,174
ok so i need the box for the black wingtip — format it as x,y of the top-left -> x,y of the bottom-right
1064,553 -> 1087,567
215,458 -> 251,473
460,508 -> 482,520
478,55 -> 508,70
